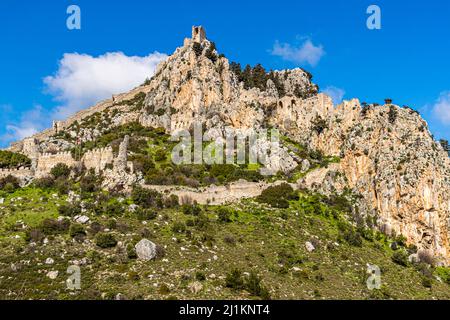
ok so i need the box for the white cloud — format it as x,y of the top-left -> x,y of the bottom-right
44,51 -> 167,119
1,105 -> 48,144
271,39 -> 325,67
322,86 -> 346,105
432,91 -> 450,124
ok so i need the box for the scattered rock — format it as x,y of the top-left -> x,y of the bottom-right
74,215 -> 90,224
45,258 -> 54,265
408,253 -> 420,264
305,241 -> 315,252
301,159 -> 311,172
188,281 -> 203,294
135,239 -> 157,261
46,271 -> 59,280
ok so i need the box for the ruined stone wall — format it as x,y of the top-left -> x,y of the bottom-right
145,180 -> 291,205
0,167 -> 34,180
81,147 -> 114,173
36,152 -> 78,177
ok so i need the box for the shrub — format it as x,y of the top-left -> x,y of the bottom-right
103,200 -> 124,216
41,218 -> 70,235
135,208 -> 157,221
58,203 -> 81,217
0,175 -> 20,192
95,233 -> 118,248
132,186 -> 163,209
34,176 -> 55,189
164,195 -> 179,208
388,105 -> 398,124
421,276 -> 432,288
55,177 -> 70,195
257,183 -> 298,208
205,42 -> 218,63
182,204 -> 202,216
80,173 -> 101,193
245,271 -> 270,300
312,116 -> 328,135
392,250 -> 409,267
89,222 -> 103,235
155,245 -> 166,259
127,243 -> 137,259
192,42 -> 203,57
154,149 -> 167,162
25,229 -> 44,243
224,235 -> 236,246
217,207 -> 232,223
342,229 -> 363,247
195,271 -> 206,281
171,221 -> 186,234
50,163 -> 71,179
278,249 -> 304,268
225,269 -> 245,290
69,223 -> 86,238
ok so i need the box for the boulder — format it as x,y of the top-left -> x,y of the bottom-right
47,271 -> 59,280
305,241 -> 315,252
135,239 -> 157,261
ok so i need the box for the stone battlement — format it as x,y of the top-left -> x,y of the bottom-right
40,151 -> 73,158
0,167 -> 32,173
83,146 -> 113,157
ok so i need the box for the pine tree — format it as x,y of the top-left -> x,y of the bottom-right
440,139 -> 450,156
205,42 -> 217,63
242,64 -> 253,89
230,62 -> 242,81
251,64 -> 268,91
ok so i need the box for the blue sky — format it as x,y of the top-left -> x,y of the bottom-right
0,0 -> 449,147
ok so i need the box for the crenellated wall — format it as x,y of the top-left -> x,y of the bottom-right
0,167 -> 34,180
36,152 -> 78,177
81,147 -> 114,173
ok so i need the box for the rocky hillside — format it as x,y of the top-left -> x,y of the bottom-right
1,26 -> 449,299
7,26 -> 449,265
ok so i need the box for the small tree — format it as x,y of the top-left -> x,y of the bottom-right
50,163 -> 71,179
95,233 -> 117,248
192,42 -> 203,57
439,139 -> 449,156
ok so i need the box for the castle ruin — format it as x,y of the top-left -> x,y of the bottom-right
192,26 -> 206,43
2,135 -> 130,183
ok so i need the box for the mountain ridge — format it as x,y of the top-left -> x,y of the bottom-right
3,26 -> 450,265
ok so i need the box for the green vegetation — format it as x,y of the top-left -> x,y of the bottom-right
257,183 -> 298,208
95,233 -> 118,248
0,150 -> 31,169
229,62 -> 318,99
50,163 -> 71,179
0,175 -> 21,193
440,139 -> 450,156
0,183 -> 449,300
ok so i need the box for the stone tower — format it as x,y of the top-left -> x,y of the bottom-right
114,135 -> 130,172
22,138 -> 40,170
192,26 -> 206,43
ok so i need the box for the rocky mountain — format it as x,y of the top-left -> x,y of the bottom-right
4,25 -> 450,267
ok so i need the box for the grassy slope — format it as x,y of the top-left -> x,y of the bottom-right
0,187 -> 449,300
